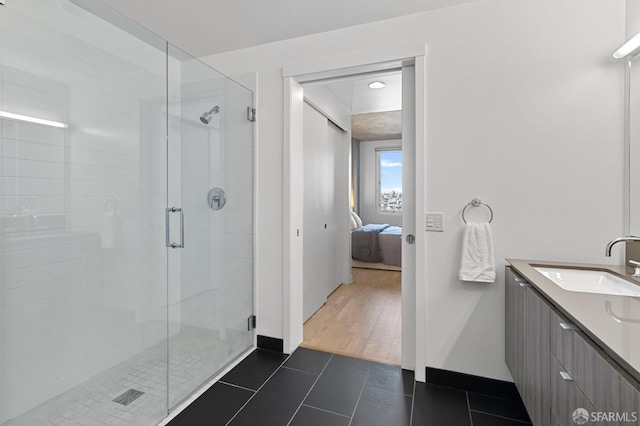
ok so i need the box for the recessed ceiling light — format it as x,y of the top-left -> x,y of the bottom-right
368,81 -> 386,89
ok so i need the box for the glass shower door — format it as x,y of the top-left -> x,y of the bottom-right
0,2 -> 254,424
166,45 -> 255,410
0,1 -> 170,425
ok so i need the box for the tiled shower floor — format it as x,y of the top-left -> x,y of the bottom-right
2,326 -> 248,426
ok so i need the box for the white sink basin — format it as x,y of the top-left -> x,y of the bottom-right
534,267 -> 640,297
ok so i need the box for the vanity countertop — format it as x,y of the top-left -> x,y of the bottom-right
507,258 -> 640,383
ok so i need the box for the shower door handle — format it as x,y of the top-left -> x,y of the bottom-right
166,207 -> 184,249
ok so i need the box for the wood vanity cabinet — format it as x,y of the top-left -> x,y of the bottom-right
505,267 -> 550,426
549,353 -> 596,426
549,308 -> 640,425
505,267 -> 525,392
506,266 -> 640,426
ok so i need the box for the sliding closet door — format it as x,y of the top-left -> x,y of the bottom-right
303,102 -> 331,321
166,45 -> 255,410
302,102 -> 346,321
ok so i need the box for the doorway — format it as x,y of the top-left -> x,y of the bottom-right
298,71 -> 404,365
283,48 -> 427,379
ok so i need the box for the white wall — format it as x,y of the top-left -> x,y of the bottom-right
359,139 -> 403,226
204,0 -> 626,381
352,138 -> 361,213
627,0 -> 640,37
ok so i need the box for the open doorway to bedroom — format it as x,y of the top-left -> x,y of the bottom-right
299,70 -> 404,365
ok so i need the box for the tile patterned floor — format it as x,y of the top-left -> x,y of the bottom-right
168,348 -> 532,426
2,326 -> 249,426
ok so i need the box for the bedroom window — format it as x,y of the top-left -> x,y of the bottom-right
377,149 -> 402,213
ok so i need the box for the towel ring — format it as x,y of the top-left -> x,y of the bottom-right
462,198 -> 493,223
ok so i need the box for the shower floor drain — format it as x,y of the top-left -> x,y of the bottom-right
113,389 -> 145,406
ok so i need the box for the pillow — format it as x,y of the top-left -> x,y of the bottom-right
350,214 -> 358,231
351,211 -> 363,228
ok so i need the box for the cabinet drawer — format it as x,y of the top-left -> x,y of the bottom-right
550,309 -> 577,372
550,354 -> 596,426
550,309 -> 640,424
549,309 -> 592,401
578,340 -> 640,425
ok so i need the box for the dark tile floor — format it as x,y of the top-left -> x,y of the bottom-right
168,348 -> 532,426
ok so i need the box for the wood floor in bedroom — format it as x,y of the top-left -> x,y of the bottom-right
301,267 -> 402,365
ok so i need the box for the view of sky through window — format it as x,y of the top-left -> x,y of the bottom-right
379,150 -> 402,212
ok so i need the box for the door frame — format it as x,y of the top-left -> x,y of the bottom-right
282,44 -> 427,381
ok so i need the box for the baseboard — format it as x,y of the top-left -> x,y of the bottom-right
257,335 -> 284,353
351,259 -> 401,271
425,367 -> 520,401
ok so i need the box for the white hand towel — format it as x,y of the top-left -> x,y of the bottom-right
459,222 -> 496,283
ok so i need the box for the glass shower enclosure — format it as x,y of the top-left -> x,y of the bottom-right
0,1 -> 255,425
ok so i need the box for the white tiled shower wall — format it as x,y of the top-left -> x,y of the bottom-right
177,101 -> 254,340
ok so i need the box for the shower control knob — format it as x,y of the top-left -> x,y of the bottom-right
207,187 -> 226,210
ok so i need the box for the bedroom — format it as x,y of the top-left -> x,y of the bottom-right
299,70 -> 406,365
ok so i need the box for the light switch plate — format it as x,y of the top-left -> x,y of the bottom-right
426,212 -> 445,232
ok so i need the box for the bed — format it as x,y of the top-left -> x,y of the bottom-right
350,211 -> 402,270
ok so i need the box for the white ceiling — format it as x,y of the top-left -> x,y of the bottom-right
317,71 -> 402,115
98,0 -> 477,57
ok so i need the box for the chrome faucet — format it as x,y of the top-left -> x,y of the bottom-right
605,236 -> 640,256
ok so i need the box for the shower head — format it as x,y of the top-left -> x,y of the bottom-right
199,106 -> 220,124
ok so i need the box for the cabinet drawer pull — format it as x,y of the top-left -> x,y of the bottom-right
518,282 -> 531,288
559,322 -> 578,331
560,371 -> 573,381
